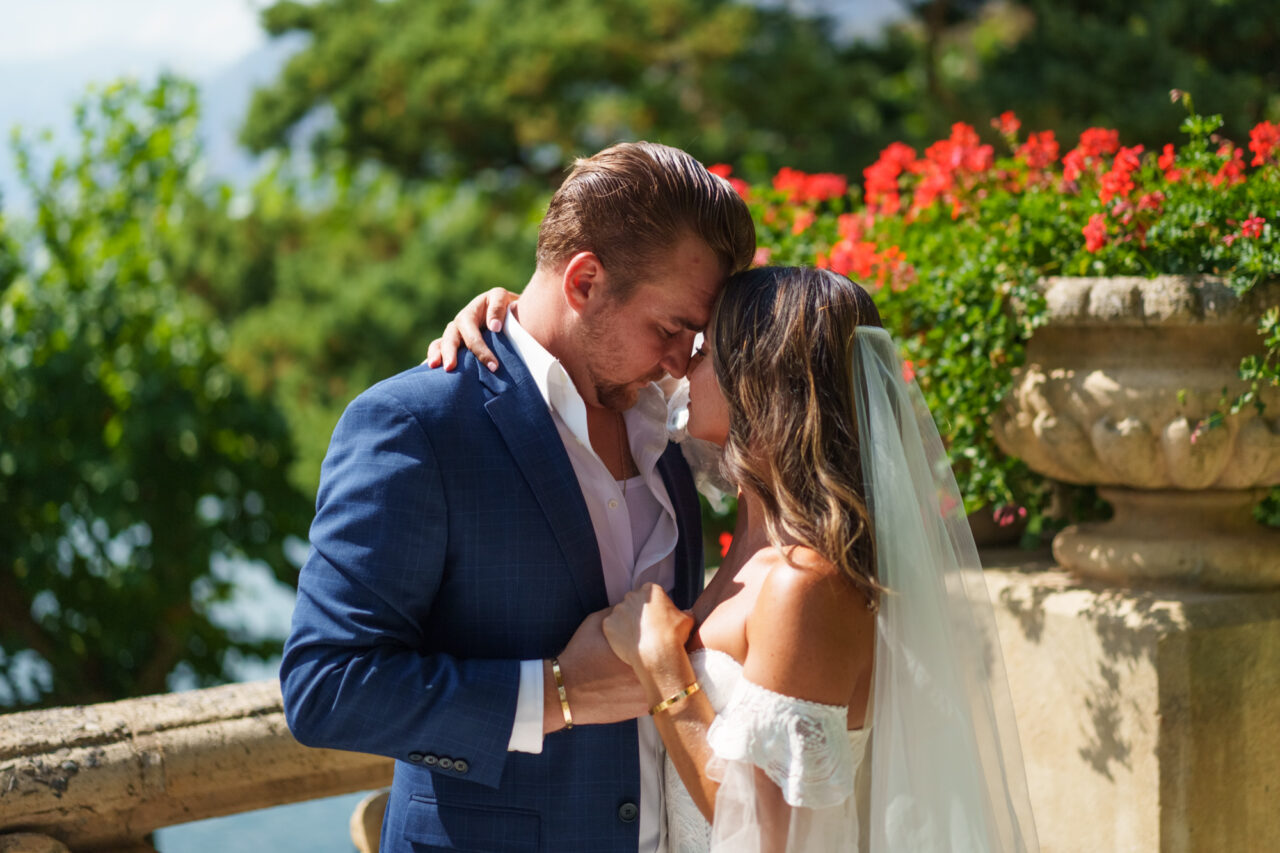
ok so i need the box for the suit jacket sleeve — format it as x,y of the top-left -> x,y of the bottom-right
281,385 -> 520,789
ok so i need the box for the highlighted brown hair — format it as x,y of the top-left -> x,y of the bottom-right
711,266 -> 885,603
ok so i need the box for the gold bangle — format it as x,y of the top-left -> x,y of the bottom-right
649,681 -> 702,716
551,657 -> 573,730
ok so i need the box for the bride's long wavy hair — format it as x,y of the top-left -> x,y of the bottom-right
710,266 -> 885,605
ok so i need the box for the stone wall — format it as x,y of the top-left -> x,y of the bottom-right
985,552 -> 1280,852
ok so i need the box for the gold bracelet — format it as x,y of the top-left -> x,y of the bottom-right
649,681 -> 702,716
551,657 -> 573,730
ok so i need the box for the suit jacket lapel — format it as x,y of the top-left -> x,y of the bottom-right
480,332 -> 609,614
656,444 -> 705,610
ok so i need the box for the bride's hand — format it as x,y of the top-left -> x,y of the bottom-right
423,286 -> 520,372
602,584 -> 694,673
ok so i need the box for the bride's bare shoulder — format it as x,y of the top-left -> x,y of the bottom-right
740,545 -> 873,704
752,545 -> 867,607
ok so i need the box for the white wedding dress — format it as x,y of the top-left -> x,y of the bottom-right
665,648 -> 872,853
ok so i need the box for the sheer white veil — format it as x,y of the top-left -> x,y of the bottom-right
855,326 -> 1038,852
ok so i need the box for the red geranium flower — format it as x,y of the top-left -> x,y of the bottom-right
804,172 -> 849,203
1249,121 -> 1280,166
1212,145 -> 1246,187
1157,143 -> 1183,183
864,143 -> 916,214
1016,130 -> 1059,170
992,111 -> 1020,138
1137,191 -> 1166,212
1099,169 -> 1135,204
1077,128 -> 1120,159
1113,145 -> 1144,173
837,212 -> 872,242
1083,213 -> 1108,252
1241,216 -> 1266,239
773,167 -> 849,204
1062,149 -> 1086,183
826,238 -> 880,279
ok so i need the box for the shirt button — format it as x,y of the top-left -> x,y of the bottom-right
618,802 -> 639,823
608,499 -> 619,509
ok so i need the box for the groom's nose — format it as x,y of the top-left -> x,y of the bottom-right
660,331 -> 698,379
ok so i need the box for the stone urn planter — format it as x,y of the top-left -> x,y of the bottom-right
994,275 -> 1280,588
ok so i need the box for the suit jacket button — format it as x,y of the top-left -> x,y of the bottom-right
618,802 -> 639,823
453,759 -> 469,773
423,754 -> 439,766
407,752 -> 424,764
438,757 -> 454,770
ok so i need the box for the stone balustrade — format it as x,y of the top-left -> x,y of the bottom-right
0,680 -> 392,852
2,553 -> 1279,852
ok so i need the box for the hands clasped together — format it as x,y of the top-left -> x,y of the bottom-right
602,584 -> 694,690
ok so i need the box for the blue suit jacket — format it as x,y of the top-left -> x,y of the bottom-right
281,330 -> 705,852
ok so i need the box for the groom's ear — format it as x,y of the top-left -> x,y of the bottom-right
562,251 -> 607,316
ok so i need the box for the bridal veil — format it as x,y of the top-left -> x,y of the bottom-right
707,326 -> 1039,852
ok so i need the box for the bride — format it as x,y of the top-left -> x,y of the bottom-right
429,266 -> 1038,852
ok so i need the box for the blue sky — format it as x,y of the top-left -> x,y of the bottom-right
0,0 -> 266,73
0,1 -> 281,211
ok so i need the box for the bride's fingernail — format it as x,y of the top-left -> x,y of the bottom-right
489,319 -> 503,332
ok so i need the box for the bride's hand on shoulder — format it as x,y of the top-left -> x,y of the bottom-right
423,286 -> 519,372
602,584 -> 693,673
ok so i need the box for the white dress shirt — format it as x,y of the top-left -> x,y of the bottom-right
503,309 -> 678,853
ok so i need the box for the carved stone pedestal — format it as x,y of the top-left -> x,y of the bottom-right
995,275 -> 1280,588
1053,487 -> 1280,587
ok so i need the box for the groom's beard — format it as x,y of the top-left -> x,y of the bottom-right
593,368 -> 664,411
578,307 -> 664,412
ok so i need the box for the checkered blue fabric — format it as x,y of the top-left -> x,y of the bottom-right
281,330 -> 703,852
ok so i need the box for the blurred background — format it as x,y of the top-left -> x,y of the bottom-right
1,0 -> 1277,849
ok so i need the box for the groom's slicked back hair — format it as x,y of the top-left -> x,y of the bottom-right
537,142 -> 756,299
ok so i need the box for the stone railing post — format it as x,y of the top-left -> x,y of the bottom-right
0,680 -> 392,851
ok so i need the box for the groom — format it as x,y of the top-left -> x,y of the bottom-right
281,142 -> 755,852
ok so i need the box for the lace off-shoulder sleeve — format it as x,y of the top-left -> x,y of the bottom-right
706,676 -> 855,809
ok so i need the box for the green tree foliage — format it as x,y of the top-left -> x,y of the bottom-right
958,0 -> 1280,146
240,0 -> 896,180
183,170 -> 545,493
0,77 -> 309,706
241,0 -> 1280,183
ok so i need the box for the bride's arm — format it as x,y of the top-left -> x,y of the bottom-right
603,584 -> 722,820
423,286 -> 520,372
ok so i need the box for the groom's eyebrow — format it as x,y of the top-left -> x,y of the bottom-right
672,316 -> 705,332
